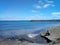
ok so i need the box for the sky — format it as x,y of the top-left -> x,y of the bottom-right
0,0 -> 60,20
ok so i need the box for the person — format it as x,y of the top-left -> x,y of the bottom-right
44,30 -> 50,36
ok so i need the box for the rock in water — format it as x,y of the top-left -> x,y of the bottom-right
19,34 -> 52,44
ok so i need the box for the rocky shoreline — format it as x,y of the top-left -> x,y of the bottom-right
0,26 -> 60,45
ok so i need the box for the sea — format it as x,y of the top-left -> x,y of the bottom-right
0,20 -> 60,37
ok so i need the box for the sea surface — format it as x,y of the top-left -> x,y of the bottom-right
0,20 -> 60,37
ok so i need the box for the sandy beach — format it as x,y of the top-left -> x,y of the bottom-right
0,26 -> 60,45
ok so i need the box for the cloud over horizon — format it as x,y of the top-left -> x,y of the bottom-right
0,0 -> 60,20
52,12 -> 60,16
24,15 -> 51,20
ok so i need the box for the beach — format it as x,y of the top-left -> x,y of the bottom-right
0,26 -> 60,45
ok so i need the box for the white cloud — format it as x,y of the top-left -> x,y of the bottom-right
51,12 -> 60,19
24,15 -> 49,20
34,5 -> 42,9
45,0 -> 54,3
25,15 -> 40,20
43,4 -> 50,8
43,4 -> 55,8
36,5 -> 41,8
32,10 -> 37,12
52,12 -> 60,15
33,0 -> 55,9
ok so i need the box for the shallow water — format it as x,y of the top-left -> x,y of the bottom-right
0,21 -> 60,37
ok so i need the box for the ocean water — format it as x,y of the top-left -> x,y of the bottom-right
0,20 -> 60,37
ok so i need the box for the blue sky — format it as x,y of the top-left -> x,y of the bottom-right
0,0 -> 60,20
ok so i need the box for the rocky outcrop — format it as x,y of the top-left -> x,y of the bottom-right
40,26 -> 60,44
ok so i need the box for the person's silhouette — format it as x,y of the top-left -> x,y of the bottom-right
44,30 -> 50,36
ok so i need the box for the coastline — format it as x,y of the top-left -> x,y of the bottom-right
0,26 -> 60,45
30,20 -> 60,22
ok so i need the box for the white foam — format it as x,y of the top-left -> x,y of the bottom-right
27,34 -> 38,38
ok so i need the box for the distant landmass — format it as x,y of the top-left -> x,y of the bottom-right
31,20 -> 60,22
